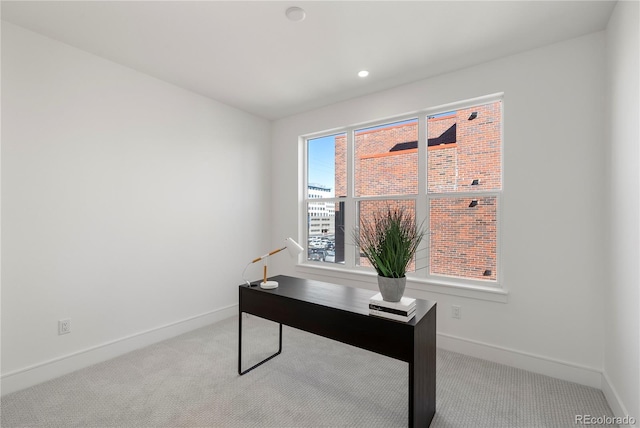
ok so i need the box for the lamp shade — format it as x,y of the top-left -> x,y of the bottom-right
285,237 -> 304,257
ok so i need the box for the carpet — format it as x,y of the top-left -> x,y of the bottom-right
1,314 -> 616,427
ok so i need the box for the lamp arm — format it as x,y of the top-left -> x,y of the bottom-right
251,246 -> 287,263
241,238 -> 303,287
244,246 -> 288,285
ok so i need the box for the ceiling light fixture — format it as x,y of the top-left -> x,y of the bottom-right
285,6 -> 306,22
358,70 -> 369,78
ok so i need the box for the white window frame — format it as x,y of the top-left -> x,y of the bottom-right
298,93 -> 506,302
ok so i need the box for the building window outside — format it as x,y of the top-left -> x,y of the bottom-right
303,95 -> 502,287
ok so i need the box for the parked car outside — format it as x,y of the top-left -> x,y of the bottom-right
325,250 -> 335,263
308,249 -> 326,262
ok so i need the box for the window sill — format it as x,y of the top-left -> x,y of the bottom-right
294,263 -> 508,303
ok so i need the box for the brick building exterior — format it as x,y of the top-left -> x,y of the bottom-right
334,101 -> 501,280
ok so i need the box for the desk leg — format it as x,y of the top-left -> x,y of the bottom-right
409,307 -> 436,427
238,313 -> 283,375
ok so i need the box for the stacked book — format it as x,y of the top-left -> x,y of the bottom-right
369,293 -> 416,322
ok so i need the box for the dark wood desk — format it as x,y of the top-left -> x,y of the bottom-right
238,275 -> 436,427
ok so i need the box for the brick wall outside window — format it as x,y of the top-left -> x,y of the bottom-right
428,102 -> 500,280
429,196 -> 497,280
451,104 -> 502,192
356,121 -> 418,197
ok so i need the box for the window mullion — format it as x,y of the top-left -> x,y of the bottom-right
415,115 -> 428,278
344,127 -> 356,269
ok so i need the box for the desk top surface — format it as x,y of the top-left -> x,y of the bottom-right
242,275 -> 436,326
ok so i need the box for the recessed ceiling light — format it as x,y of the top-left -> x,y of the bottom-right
285,7 -> 306,22
358,70 -> 369,78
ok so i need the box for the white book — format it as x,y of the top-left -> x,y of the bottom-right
369,303 -> 416,317
369,292 -> 416,310
369,308 -> 416,322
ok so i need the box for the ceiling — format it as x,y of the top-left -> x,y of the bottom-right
1,1 -> 616,120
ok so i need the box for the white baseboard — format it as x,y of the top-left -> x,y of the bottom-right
1,304 -> 238,396
601,370 -> 638,427
437,332 -> 603,389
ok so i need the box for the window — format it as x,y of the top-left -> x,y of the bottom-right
303,95 -> 502,288
306,133 -> 346,264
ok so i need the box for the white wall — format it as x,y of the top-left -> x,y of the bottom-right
1,22 -> 271,393
272,32 -> 608,387
604,0 -> 640,422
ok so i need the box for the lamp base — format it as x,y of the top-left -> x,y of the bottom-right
260,280 -> 279,289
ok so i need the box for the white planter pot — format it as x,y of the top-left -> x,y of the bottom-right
377,276 -> 406,302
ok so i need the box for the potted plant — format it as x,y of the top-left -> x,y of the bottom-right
353,206 -> 426,302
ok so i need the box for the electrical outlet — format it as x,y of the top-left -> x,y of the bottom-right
451,305 -> 461,319
58,319 -> 71,335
